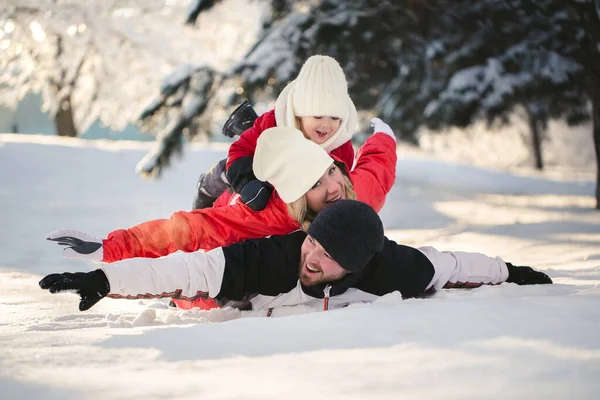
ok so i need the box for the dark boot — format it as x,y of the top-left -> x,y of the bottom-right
222,100 -> 258,138
505,263 -> 553,285
192,159 -> 229,209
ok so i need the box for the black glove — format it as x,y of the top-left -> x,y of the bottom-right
39,269 -> 110,311
226,156 -> 255,193
240,179 -> 273,211
505,263 -> 553,285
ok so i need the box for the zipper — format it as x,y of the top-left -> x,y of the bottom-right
323,284 -> 332,311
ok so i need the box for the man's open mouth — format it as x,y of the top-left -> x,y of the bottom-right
305,264 -> 321,274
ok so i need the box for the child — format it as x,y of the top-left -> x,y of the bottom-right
193,55 -> 358,211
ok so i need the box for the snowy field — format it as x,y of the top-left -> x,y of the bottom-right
0,133 -> 599,399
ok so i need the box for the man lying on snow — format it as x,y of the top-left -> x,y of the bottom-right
39,200 -> 553,312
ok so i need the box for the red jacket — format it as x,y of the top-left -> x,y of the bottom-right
226,109 -> 355,171
102,133 -> 397,263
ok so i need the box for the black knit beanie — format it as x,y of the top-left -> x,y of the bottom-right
306,200 -> 384,272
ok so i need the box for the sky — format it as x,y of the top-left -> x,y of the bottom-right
0,133 -> 599,399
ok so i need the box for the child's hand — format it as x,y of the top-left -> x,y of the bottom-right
370,118 -> 396,142
240,180 -> 273,211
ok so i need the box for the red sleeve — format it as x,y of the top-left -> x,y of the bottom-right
226,109 -> 276,169
102,196 -> 300,262
349,133 -> 397,213
329,140 -> 355,171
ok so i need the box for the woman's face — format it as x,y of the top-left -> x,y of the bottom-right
297,116 -> 341,145
305,163 -> 346,213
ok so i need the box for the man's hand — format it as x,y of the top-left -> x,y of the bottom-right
46,229 -> 104,262
39,270 -> 110,311
370,118 -> 396,142
505,263 -> 553,285
240,180 -> 273,211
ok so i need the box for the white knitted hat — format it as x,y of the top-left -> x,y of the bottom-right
254,126 -> 334,203
274,55 -> 358,153
293,55 -> 349,118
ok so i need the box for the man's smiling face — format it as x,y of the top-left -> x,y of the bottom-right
298,235 -> 348,286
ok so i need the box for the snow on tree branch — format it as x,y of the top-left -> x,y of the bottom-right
1,0 -> 264,136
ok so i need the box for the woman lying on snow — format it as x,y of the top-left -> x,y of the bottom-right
46,120 -> 396,262
40,199 -> 553,313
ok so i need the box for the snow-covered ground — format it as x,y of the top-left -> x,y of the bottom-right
1,133 -> 599,399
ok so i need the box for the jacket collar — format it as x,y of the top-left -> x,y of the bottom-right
300,268 -> 367,299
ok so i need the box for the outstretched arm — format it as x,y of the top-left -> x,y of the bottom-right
102,199 -> 299,262
103,248 -> 226,300
40,232 -> 306,311
351,120 -> 397,212
105,231 -> 304,301
47,197 -> 300,263
39,248 -> 229,311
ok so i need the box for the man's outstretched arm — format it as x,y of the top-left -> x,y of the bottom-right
40,232 -> 305,310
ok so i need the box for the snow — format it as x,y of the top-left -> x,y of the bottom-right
433,58 -> 533,110
540,51 -> 582,83
160,64 -> 195,93
425,40 -> 444,60
1,133 -> 599,399
426,37 -> 582,119
416,113 -> 597,172
235,12 -> 310,86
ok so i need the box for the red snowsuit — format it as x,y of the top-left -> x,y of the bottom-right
102,132 -> 397,263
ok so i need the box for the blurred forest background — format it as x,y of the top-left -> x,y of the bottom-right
1,0 -> 599,207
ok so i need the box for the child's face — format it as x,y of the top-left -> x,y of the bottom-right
297,116 -> 341,145
305,163 -> 346,214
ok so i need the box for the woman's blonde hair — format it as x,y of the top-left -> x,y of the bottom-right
286,161 -> 357,231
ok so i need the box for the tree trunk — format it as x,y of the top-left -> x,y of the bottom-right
593,92 -> 600,209
589,0 -> 600,209
526,105 -> 544,170
54,96 -> 77,137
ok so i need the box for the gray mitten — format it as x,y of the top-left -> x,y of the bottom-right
46,229 -> 104,262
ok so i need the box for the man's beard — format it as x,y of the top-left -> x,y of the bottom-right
298,253 -> 321,286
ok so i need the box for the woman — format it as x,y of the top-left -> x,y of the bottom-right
47,119 -> 397,265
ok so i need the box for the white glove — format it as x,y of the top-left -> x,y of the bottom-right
370,118 -> 396,142
46,229 -> 104,262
